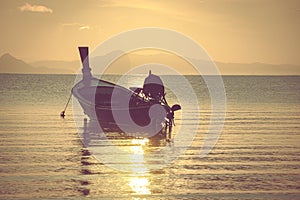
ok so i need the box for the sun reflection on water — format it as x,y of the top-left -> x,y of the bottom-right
129,138 -> 151,196
129,138 -> 149,173
131,138 -> 149,146
129,177 -> 151,195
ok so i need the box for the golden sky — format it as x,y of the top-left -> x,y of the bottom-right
0,0 -> 299,67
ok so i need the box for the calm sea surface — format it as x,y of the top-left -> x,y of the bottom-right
0,74 -> 299,199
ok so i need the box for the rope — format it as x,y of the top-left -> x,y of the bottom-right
60,92 -> 72,118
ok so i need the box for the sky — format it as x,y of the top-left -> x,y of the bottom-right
0,0 -> 299,68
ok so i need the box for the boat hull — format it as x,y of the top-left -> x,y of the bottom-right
72,79 -> 167,135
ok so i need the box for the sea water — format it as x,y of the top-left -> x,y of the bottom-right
0,74 -> 299,199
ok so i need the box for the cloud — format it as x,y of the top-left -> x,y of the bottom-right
79,26 -> 91,31
19,3 -> 53,13
61,23 -> 92,31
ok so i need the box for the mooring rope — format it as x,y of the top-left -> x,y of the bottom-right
60,92 -> 72,118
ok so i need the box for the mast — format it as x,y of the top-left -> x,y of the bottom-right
78,47 -> 92,83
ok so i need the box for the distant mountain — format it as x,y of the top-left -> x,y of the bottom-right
1,52 -> 299,75
95,53 -> 300,75
0,53 -> 35,73
0,53 -> 73,74
30,50 -> 129,75
29,51 -> 128,74
30,60 -> 79,73
215,61 -> 300,75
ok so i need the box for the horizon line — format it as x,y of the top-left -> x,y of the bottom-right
1,72 -> 299,76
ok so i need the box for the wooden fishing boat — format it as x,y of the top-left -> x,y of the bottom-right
69,47 -> 180,136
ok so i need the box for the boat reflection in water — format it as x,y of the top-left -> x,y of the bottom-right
78,119 -> 174,196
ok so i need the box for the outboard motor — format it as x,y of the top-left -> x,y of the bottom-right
142,70 -> 181,131
143,70 -> 165,101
